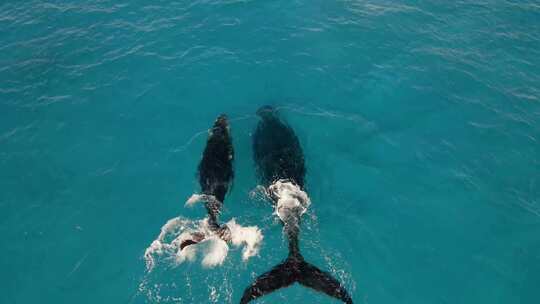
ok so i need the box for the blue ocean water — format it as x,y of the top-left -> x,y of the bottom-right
1,0 -> 539,303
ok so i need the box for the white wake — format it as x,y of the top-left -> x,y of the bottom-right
144,195 -> 263,271
267,179 -> 311,223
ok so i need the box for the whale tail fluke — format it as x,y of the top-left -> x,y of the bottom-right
240,259 -> 295,304
297,259 -> 353,304
240,253 -> 353,304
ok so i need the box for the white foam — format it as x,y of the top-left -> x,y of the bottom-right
144,215 -> 263,271
226,218 -> 263,261
172,231 -> 198,264
201,236 -> 229,267
267,180 -> 311,224
144,216 -> 193,271
185,193 -> 217,207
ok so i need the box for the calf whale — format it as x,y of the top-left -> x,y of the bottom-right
181,114 -> 234,249
144,114 -> 262,270
240,106 -> 353,303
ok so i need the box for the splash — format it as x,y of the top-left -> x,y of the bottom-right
185,193 -> 218,207
144,215 -> 263,271
200,236 -> 229,267
267,180 -> 311,223
143,216 -> 201,271
226,218 -> 263,261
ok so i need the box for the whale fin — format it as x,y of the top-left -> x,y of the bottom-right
297,260 -> 353,304
240,255 -> 352,303
240,259 -> 295,304
179,232 -> 206,250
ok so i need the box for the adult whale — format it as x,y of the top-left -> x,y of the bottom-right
240,106 -> 353,303
181,114 -> 234,249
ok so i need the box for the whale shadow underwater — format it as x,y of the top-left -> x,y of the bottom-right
240,106 -> 353,303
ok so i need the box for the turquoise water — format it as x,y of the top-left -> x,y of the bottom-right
1,0 -> 540,303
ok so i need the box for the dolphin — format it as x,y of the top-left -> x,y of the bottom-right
240,106 -> 353,303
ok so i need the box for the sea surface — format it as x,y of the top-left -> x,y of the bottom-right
1,1 -> 539,303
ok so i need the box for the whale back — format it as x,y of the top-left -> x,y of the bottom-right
198,115 -> 234,203
253,106 -> 305,188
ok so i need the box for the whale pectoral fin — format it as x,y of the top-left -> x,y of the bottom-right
298,260 -> 353,304
180,232 -> 206,250
240,260 -> 295,304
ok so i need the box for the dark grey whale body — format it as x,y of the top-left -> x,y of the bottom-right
198,114 -> 234,229
252,106 -> 306,189
181,114 -> 233,249
241,106 -> 353,304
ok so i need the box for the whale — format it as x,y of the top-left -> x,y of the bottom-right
240,106 -> 353,303
181,114 -> 234,249
144,114 -> 262,270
